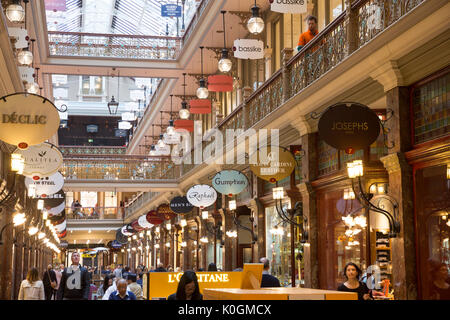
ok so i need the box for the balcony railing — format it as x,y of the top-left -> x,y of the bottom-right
67,207 -> 125,220
62,155 -> 180,180
59,146 -> 127,156
48,31 -> 182,60
124,192 -> 160,219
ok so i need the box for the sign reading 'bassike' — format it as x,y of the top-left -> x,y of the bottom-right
233,39 -> 264,60
270,0 -> 307,13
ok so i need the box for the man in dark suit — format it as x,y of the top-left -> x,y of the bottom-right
260,257 -> 281,288
57,252 -> 90,300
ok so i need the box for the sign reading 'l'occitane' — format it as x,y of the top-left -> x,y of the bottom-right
168,272 -> 230,283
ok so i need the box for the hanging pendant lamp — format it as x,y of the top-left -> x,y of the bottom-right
167,95 -> 176,135
179,73 -> 190,119
196,47 -> 209,99
218,11 -> 232,73
247,0 -> 264,35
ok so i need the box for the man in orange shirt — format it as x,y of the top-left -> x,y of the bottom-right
297,15 -> 318,51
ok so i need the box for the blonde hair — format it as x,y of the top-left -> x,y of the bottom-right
26,268 -> 39,284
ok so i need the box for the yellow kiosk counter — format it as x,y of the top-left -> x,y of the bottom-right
203,287 -> 357,300
143,264 -> 356,300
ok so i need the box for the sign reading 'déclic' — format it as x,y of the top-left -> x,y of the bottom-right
270,0 -> 307,14
233,39 -> 264,60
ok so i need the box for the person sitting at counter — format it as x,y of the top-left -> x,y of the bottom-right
168,271 -> 203,300
337,262 -> 373,300
260,258 -> 281,288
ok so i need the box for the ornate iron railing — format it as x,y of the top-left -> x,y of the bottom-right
59,146 -> 127,156
66,206 -> 125,220
48,31 -> 181,60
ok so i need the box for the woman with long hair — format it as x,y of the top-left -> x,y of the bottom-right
18,268 -> 45,300
167,271 -> 202,300
97,275 -> 113,298
337,262 -> 373,300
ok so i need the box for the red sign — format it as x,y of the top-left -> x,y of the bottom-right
174,119 -> 194,132
189,99 -> 211,114
208,75 -> 233,92
44,0 -> 67,11
146,210 -> 165,225
131,220 -> 144,232
157,204 -> 176,220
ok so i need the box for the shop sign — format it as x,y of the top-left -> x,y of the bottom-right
233,39 -> 264,59
155,144 -> 171,155
270,0 -> 307,14
163,132 -> 181,145
54,220 -> 66,233
186,184 -> 217,208
207,75 -> 233,92
0,93 -> 60,148
116,228 -> 129,244
25,172 -> 64,197
8,28 -> 29,49
161,4 -> 182,17
44,0 -> 67,11
157,204 -> 176,220
35,189 -> 65,209
249,146 -> 296,182
58,240 -> 68,248
138,214 -> 154,229
318,102 -> 381,152
110,240 -> 123,249
174,119 -> 194,132
131,220 -> 144,232
169,196 -> 193,214
47,201 -> 65,215
14,142 -> 63,178
189,99 -> 211,114
57,229 -> 67,238
146,210 -> 165,225
212,170 -> 248,196
18,66 -> 35,83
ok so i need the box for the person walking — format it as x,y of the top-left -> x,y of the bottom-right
114,264 -> 123,279
260,257 -> 281,288
54,264 -> 64,291
57,252 -> 90,300
42,264 -> 57,300
108,279 -> 136,300
296,15 -> 319,52
97,275 -> 113,299
18,268 -> 45,300
126,273 -> 143,300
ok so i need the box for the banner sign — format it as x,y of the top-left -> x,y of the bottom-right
116,228 -> 129,244
35,189 -> 65,209
169,196 -> 193,214
131,220 -> 144,232
155,144 -> 171,156
186,185 -> 217,208
146,210 -> 165,225
318,102 -> 381,153
233,39 -> 264,59
212,170 -> 248,196
249,146 -> 296,183
157,204 -> 176,220
48,200 -> 65,215
174,119 -> 194,132
189,99 -> 212,114
161,4 -> 182,17
270,0 -> 307,14
0,93 -> 60,148
121,225 -> 134,237
15,142 -> 63,179
208,75 -> 233,92
25,172 -> 64,197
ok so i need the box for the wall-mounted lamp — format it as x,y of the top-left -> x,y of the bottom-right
6,0 -> 25,23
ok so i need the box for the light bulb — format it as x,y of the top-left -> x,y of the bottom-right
155,244 -> 160,249
6,3 -> 25,23
247,6 -> 264,35
38,232 -> 45,240
179,107 -> 190,120
218,57 -> 232,73
26,82 -> 40,94
200,236 -> 208,243
167,120 -> 175,135
13,212 -> 26,226
11,153 -> 25,174
180,219 -> 187,227
196,78 -> 209,99
28,226 -> 38,236
181,241 -> 187,247
228,200 -> 236,211
166,223 -> 171,230
165,242 -> 170,247
201,211 -> 209,219
18,50 -> 33,66
157,138 -> 165,148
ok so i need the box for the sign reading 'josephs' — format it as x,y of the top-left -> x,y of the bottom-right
186,185 -> 217,208
318,102 -> 381,153
212,170 -> 248,196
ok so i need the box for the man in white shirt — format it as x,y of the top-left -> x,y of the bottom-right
102,276 -> 131,300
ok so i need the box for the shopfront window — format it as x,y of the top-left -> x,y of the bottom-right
318,189 -> 367,290
266,203 -> 292,286
415,164 -> 450,300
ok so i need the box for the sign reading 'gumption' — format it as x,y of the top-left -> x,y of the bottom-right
186,185 -> 217,208
270,0 -> 307,14
212,170 -> 248,196
233,39 -> 264,60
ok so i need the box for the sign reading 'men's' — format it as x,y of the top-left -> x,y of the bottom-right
233,39 -> 264,59
318,102 -> 381,153
0,93 -> 60,148
270,0 -> 307,13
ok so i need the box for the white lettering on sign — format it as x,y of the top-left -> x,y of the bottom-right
233,39 -> 264,60
67,269 -> 81,290
168,273 -> 230,283
271,0 -> 307,14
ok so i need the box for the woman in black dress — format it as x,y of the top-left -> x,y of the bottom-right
337,262 -> 373,300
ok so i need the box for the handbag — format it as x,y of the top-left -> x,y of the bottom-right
47,270 -> 57,289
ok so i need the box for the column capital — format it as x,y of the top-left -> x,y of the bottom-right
369,60 -> 405,92
380,152 -> 411,174
297,182 -> 315,197
290,115 -> 313,136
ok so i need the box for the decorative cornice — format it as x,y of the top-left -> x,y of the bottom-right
380,152 -> 411,174
369,60 -> 405,92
